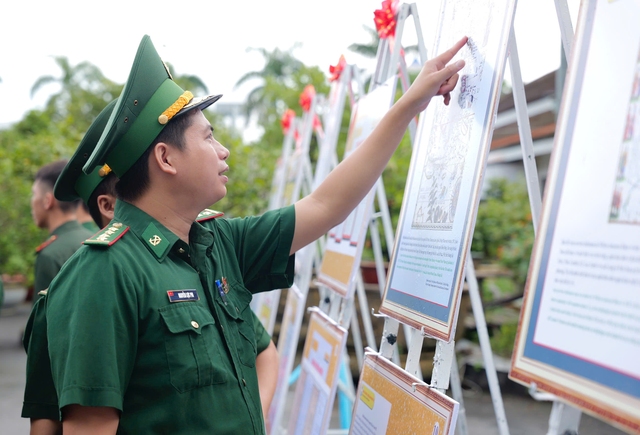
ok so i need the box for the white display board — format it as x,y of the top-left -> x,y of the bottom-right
379,0 -> 517,341
510,1 -> 640,433
287,308 -> 348,435
317,76 -> 397,298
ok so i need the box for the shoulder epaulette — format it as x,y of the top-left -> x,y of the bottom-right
35,235 -> 57,253
84,222 -> 129,247
196,209 -> 224,222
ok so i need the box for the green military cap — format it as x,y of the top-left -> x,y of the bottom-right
54,99 -> 118,203
83,35 -> 222,178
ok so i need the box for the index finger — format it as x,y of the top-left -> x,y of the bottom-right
435,36 -> 468,65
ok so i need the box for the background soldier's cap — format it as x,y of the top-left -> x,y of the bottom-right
82,34 -> 222,178
54,99 -> 118,203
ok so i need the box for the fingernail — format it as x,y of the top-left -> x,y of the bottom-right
455,60 -> 465,68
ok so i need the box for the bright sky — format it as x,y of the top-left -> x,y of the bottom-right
0,0 -> 580,128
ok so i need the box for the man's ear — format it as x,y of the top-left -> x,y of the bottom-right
151,142 -> 178,175
43,191 -> 55,210
97,194 -> 116,223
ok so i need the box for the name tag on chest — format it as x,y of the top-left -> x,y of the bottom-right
167,289 -> 200,302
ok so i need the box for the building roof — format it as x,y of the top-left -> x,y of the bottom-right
491,71 -> 558,151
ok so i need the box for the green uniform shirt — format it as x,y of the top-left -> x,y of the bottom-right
47,200 -> 294,434
81,220 -> 100,233
22,292 -> 58,420
34,220 -> 93,294
22,290 -> 273,420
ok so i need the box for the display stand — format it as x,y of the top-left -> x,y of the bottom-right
306,5 -> 434,429
366,2 -> 432,374
511,1 -> 640,433
264,95 -> 324,433
315,72 -> 399,433
251,119 -> 299,333
372,2 -> 541,435
385,3 -> 585,435
319,2 -> 449,407
267,65 -> 363,435
506,1 -> 583,433
250,97 -> 320,335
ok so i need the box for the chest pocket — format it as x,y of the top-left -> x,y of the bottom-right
160,303 -> 227,392
215,280 -> 257,368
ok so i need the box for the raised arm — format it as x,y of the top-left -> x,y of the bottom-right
291,37 -> 468,254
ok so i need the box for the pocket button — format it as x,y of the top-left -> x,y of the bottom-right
191,320 -> 199,329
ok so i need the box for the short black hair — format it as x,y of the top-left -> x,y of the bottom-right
115,110 -> 196,202
78,201 -> 90,214
88,173 -> 118,227
35,159 -> 77,213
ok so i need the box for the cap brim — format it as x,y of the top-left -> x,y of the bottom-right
175,94 -> 223,118
55,99 -> 118,202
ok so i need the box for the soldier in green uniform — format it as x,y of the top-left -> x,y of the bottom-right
30,160 -> 94,299
45,34 -> 466,433
24,100 -> 279,433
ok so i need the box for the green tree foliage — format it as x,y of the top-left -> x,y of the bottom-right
239,60 -> 332,217
0,60 -> 219,282
259,65 -> 330,145
0,110 -> 77,278
31,56 -> 121,135
471,178 -> 535,286
234,46 -> 304,125
0,57 -> 122,280
1,49 -> 305,280
165,63 -> 209,95
0,57 -> 121,281
348,26 -> 381,58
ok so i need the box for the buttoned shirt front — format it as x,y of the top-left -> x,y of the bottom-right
46,200 -> 295,434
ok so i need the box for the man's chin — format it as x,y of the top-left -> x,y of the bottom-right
209,189 -> 227,206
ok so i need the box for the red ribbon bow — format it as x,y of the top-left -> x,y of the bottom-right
329,55 -> 347,82
374,0 -> 398,39
281,109 -> 296,134
299,85 -> 316,112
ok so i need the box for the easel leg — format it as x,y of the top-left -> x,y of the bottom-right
450,351 -> 469,435
355,272 -> 378,351
547,401 -> 581,435
466,251 -> 510,435
349,303 -> 364,370
431,339 -> 454,392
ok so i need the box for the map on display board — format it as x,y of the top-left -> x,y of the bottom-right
379,0 -> 517,341
317,76 -> 397,298
287,308 -> 348,435
510,2 -> 640,433
350,350 -> 459,435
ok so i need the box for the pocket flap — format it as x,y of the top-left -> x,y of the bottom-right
215,279 -> 252,320
160,303 -> 216,335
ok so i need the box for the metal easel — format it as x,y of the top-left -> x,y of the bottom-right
269,65 -> 364,435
